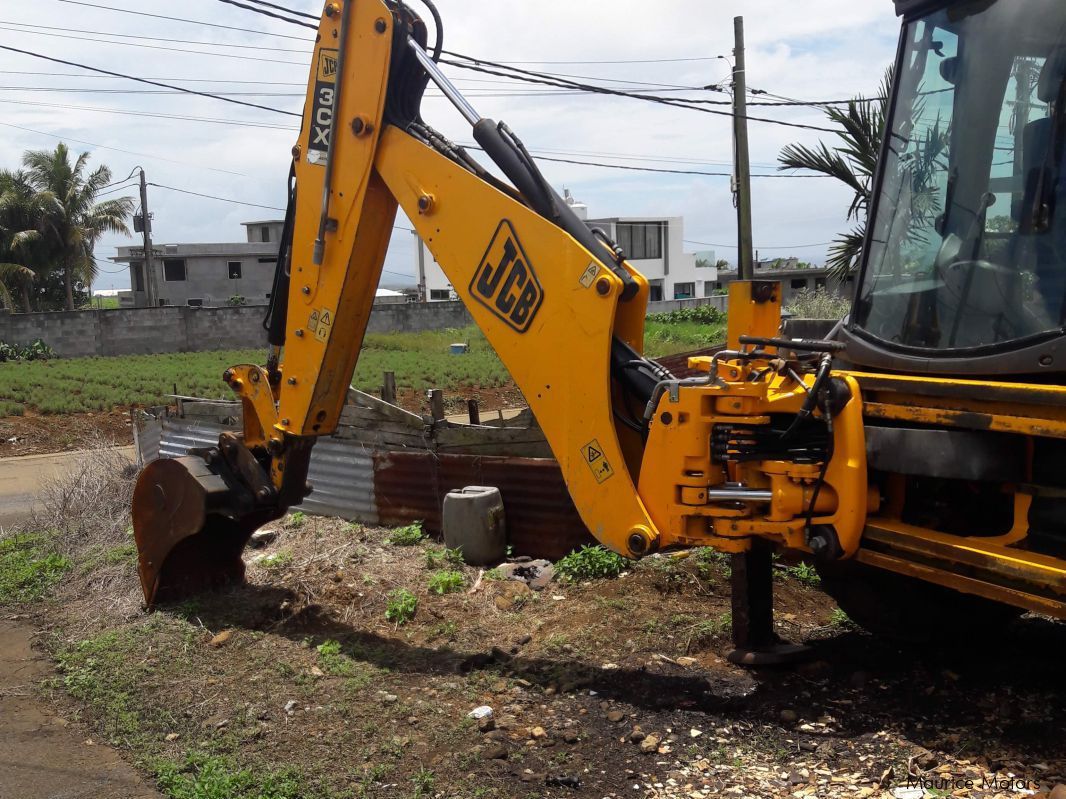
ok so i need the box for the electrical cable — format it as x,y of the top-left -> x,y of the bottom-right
213,0 -> 318,30
54,0 -> 315,42
0,20 -> 312,53
0,98 -> 298,130
0,45 -> 302,116
147,183 -> 287,212
236,0 -> 318,21
0,121 -> 248,177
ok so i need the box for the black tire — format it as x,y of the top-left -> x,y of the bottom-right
816,561 -> 1023,644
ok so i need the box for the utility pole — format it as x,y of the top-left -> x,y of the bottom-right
732,16 -> 755,280
136,168 -> 157,307
412,229 -> 427,302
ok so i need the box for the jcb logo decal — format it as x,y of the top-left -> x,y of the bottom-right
308,49 -> 339,161
471,220 -> 543,333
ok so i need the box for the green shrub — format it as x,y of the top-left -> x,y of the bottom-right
0,338 -> 55,362
427,570 -> 464,595
783,561 -> 821,586
646,304 -> 725,325
424,545 -> 464,569
287,511 -> 306,529
387,522 -> 424,546
153,752 -> 329,799
555,545 -> 628,582
784,287 -> 851,319
0,535 -> 70,603
385,588 -> 417,624
258,551 -> 292,571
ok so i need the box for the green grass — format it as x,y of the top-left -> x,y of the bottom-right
386,522 -> 424,547
385,588 -> 417,625
555,545 -> 628,582
0,318 -> 720,415
426,570 -> 465,595
154,752 -> 341,799
0,534 -> 70,603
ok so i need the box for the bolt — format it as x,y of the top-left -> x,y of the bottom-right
256,487 -> 273,503
281,418 -> 291,426
660,412 -> 673,425
596,278 -> 611,296
222,369 -> 234,383
374,17 -> 387,33
809,535 -> 829,556
325,3 -> 339,17
295,329 -> 304,338
267,439 -> 283,455
291,144 -> 302,161
351,117 -> 364,134
417,194 -> 433,214
250,371 -> 260,383
287,377 -> 297,386
1040,354 -> 1054,366
301,285 -> 311,295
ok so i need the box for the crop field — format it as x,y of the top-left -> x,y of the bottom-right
0,318 -> 723,416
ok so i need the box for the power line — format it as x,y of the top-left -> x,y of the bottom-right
147,183 -> 287,212
0,98 -> 298,130
0,20 -> 312,53
54,0 -> 315,42
0,24 -> 309,65
0,70 -> 306,85
213,0 -> 318,29
231,0 -> 318,21
0,121 -> 248,176
685,238 -> 834,250
439,54 -> 837,133
0,45 -> 301,117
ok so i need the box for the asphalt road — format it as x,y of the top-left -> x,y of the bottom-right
0,448 -> 136,530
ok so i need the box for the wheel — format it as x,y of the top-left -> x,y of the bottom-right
816,561 -> 1023,644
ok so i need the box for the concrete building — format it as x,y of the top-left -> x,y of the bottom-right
712,265 -> 855,304
113,220 -> 284,308
412,193 -> 716,302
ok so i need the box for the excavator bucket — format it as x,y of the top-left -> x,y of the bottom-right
133,455 -> 282,606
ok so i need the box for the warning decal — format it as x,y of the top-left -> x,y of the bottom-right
581,439 -> 614,484
307,310 -> 319,332
578,263 -> 599,289
314,309 -> 333,343
308,48 -> 339,165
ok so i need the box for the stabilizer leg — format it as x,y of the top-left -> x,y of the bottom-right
727,539 -> 812,666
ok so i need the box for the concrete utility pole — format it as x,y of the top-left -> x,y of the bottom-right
136,167 -> 157,307
732,16 -> 755,280
413,229 -> 427,302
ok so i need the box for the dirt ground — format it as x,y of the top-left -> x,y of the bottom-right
0,411 -> 135,457
18,505 -> 1066,799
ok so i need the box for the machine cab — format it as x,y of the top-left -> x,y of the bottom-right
841,0 -> 1066,376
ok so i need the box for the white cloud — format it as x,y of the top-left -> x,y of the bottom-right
0,0 -> 901,289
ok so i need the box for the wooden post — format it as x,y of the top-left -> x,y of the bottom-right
467,399 -> 480,425
429,389 -> 445,422
381,371 -> 397,405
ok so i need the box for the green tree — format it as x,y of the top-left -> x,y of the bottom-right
778,68 -> 893,278
0,170 -> 41,312
22,144 -> 133,311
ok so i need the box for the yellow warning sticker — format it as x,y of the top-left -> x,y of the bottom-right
314,308 -> 333,343
581,439 -> 614,484
307,310 -> 319,333
578,263 -> 599,289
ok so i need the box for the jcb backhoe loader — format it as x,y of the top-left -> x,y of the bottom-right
133,0 -> 1066,663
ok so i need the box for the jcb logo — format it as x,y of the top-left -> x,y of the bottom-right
471,221 -> 543,333
319,55 -> 338,79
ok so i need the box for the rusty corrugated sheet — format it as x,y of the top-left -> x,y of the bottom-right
373,451 -> 594,560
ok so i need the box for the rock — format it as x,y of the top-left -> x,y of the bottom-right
788,770 -> 808,785
381,694 -> 398,705
640,734 -> 660,754
675,656 -> 698,668
309,666 -> 324,677
1049,785 -> 1066,799
164,733 -> 179,742
607,710 -> 625,723
478,716 -> 496,733
517,634 -> 533,645
629,728 -> 646,744
494,581 -> 532,611
562,729 -> 579,744
467,705 -> 494,720
602,662 -> 620,670
530,726 -> 548,740
689,728 -> 703,738
248,529 -> 278,548
482,742 -> 508,760
284,700 -> 297,714
797,660 -> 832,680
497,560 -> 555,590
209,630 -> 233,648
779,708 -> 798,724
913,748 -> 938,770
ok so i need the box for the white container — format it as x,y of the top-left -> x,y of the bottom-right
442,485 -> 506,566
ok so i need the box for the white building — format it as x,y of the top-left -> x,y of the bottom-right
413,194 -> 715,302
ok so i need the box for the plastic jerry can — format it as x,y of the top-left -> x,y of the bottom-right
442,485 -> 506,566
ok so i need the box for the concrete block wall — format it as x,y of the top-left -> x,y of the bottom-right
0,297 -> 727,359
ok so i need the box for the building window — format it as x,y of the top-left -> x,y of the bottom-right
673,282 -> 695,299
158,299 -> 168,307
131,261 -> 144,292
162,258 -> 186,282
258,257 -> 277,264
648,285 -> 663,302
187,298 -> 204,308
791,278 -> 808,289
616,222 -> 663,260
429,289 -> 450,300
261,226 -> 271,243
228,261 -> 243,280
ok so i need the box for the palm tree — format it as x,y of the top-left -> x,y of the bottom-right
778,68 -> 893,278
22,144 -> 133,310
0,170 -> 39,312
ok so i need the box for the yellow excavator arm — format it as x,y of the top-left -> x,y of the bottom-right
133,0 -> 872,623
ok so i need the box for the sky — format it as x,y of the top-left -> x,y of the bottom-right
0,0 -> 902,291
